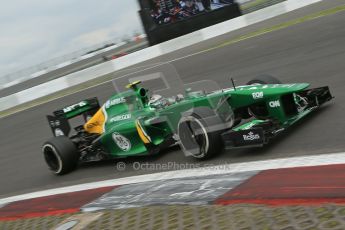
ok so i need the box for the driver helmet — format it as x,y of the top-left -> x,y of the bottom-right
148,94 -> 168,109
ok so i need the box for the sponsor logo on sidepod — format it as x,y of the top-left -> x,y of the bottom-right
105,97 -> 126,109
110,114 -> 131,123
112,133 -> 131,151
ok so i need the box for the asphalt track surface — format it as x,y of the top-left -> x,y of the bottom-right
1,0 -> 345,198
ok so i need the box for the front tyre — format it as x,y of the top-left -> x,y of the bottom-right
247,74 -> 282,85
247,74 -> 282,119
177,107 -> 224,160
42,136 -> 79,175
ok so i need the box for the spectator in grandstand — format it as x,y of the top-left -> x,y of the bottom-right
153,0 -> 180,14
150,0 -> 233,24
179,0 -> 199,15
151,0 -> 192,24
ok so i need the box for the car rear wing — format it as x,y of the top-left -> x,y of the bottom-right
47,97 -> 100,137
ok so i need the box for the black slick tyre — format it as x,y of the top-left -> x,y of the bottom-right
247,74 -> 282,85
42,136 -> 79,175
177,107 -> 224,160
247,75 -> 282,119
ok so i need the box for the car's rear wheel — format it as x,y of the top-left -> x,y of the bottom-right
42,136 -> 79,175
247,75 -> 282,119
178,107 -> 224,160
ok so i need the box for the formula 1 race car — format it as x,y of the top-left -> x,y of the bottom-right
42,75 -> 333,175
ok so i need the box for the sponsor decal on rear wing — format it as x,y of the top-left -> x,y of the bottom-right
47,98 -> 100,137
53,98 -> 100,120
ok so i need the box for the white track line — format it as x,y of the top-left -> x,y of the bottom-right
0,152 -> 344,206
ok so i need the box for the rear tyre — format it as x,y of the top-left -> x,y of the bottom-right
177,107 -> 224,160
42,136 -> 79,175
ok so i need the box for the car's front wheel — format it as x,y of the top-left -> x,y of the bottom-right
247,74 -> 282,85
42,136 -> 79,175
247,74 -> 282,119
177,107 -> 224,160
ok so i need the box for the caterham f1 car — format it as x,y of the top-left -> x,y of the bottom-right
43,75 -> 333,174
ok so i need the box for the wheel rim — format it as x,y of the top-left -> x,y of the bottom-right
178,116 -> 209,158
42,144 -> 62,174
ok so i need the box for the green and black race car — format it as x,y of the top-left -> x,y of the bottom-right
43,74 -> 333,175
